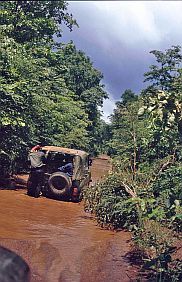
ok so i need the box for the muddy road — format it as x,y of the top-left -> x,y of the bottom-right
0,156 -> 139,282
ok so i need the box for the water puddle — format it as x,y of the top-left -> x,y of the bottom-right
0,157 -> 139,281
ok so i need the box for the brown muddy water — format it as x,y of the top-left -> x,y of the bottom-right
0,156 -> 139,282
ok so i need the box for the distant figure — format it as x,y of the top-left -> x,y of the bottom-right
58,156 -> 73,177
58,157 -> 81,201
28,145 -> 46,170
58,162 -> 73,177
27,145 -> 48,197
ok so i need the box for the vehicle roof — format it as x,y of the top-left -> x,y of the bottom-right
41,146 -> 89,158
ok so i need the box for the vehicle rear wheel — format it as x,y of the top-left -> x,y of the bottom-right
48,172 -> 72,198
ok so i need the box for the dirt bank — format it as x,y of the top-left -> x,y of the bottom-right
0,156 -> 140,282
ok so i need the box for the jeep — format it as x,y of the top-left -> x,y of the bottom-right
27,146 -> 92,201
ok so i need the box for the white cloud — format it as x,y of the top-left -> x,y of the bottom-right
93,1 -> 161,45
69,1 -> 182,49
66,1 -> 182,118
100,95 -> 116,123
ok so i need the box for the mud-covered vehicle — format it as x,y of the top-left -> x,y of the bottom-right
27,146 -> 92,201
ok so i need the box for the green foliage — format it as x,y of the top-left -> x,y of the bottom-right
95,120 -> 112,155
84,172 -> 138,230
0,151 -> 12,177
144,46 -> 182,91
0,1 -> 109,172
84,46 -> 182,233
0,1 -> 77,43
134,220 -> 174,260
141,46 -> 182,161
57,43 -> 107,99
84,163 -> 181,230
134,220 -> 181,282
84,166 -> 182,280
138,89 -> 182,159
54,42 -> 108,153
121,89 -> 138,105
140,90 -> 181,131
0,35 -> 89,156
84,46 -> 182,281
108,90 -> 151,178
151,164 -> 182,231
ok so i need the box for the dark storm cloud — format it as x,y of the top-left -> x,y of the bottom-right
61,1 -> 182,120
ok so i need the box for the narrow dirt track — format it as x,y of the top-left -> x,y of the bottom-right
0,156 -> 139,282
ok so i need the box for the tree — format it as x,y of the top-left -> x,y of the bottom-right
140,46 -> 182,159
121,89 -> 138,105
0,1 -> 77,44
0,33 -> 90,168
144,46 -> 182,92
54,43 -> 108,110
108,90 -> 149,177
86,48 -> 182,242
52,42 -> 108,153
0,0 -> 109,169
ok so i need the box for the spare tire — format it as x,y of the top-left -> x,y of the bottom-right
48,172 -> 72,197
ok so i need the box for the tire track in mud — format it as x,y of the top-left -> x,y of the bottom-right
0,156 -> 140,282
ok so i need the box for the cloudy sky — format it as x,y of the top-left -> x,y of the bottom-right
61,1 -> 182,121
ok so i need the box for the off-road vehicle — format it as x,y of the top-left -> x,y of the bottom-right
27,146 -> 92,201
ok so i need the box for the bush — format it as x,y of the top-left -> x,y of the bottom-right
151,163 -> 182,231
83,171 -> 142,230
134,220 -> 182,282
